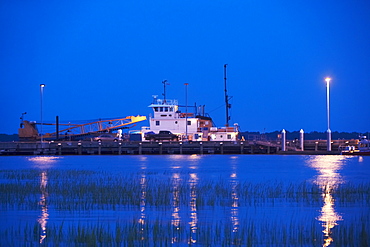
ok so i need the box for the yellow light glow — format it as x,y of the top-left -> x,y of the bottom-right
28,156 -> 61,169
325,77 -> 331,83
307,155 -> 348,246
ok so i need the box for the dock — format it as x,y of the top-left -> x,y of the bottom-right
0,139 -> 358,155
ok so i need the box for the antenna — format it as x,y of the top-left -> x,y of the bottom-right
162,80 -> 169,103
224,64 -> 231,127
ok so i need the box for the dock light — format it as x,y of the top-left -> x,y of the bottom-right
325,77 -> 332,151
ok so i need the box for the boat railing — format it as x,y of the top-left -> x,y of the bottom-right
153,99 -> 178,105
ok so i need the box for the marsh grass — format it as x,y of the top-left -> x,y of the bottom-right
1,169 -> 369,210
1,169 -> 369,245
2,216 -> 369,246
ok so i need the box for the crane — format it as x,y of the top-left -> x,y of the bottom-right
18,115 -> 147,140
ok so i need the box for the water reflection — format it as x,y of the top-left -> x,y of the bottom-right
28,157 -> 58,244
189,173 -> 198,244
139,163 -> 147,240
230,167 -> 239,233
307,156 -> 346,246
38,171 -> 49,244
171,173 -> 181,244
28,156 -> 60,169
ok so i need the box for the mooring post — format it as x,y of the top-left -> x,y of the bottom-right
179,142 -> 183,154
139,143 -> 142,155
98,142 -> 101,155
58,143 -> 62,155
300,129 -> 304,151
118,142 -> 122,155
200,142 -> 203,155
78,142 -> 82,155
240,142 -> 244,154
159,142 -> 162,155
315,141 -> 318,151
281,129 -> 286,151
327,129 -> 332,152
267,146 -> 270,154
220,142 -> 224,154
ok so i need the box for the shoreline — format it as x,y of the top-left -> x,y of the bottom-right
0,140 -> 350,156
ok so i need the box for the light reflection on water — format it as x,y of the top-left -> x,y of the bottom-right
28,157 -> 57,244
139,160 -> 147,240
306,156 -> 347,247
189,173 -> 198,244
28,156 -> 61,169
38,171 -> 48,244
171,172 -> 181,244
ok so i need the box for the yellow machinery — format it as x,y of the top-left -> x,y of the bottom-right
18,115 -> 147,140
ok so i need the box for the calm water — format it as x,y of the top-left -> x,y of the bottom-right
0,155 -> 369,246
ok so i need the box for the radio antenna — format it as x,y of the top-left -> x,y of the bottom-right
224,64 -> 231,127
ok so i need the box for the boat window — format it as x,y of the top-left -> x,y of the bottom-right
165,107 -> 168,112
187,121 -> 191,125
156,121 -> 160,126
169,107 -> 173,112
227,134 -> 232,139
160,107 -> 163,112
154,107 -> 158,112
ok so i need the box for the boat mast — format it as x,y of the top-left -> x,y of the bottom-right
224,64 -> 231,127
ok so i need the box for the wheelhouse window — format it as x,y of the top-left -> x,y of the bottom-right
187,121 -> 191,125
154,107 -> 158,112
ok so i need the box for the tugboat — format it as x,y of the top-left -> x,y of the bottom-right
141,96 -> 239,142
341,136 -> 370,155
141,66 -> 239,142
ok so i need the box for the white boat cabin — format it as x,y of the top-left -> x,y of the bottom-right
141,97 -> 239,141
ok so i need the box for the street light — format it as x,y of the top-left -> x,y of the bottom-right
184,83 -> 189,142
325,77 -> 331,151
40,84 -> 46,144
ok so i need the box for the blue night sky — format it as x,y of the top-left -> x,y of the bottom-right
1,0 -> 369,134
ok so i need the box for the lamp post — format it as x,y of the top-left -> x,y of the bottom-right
325,77 -> 331,151
185,83 -> 189,141
40,84 -> 45,144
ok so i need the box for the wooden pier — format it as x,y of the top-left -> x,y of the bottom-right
0,139 -> 358,155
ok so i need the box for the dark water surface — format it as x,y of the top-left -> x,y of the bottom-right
1,155 -> 369,246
